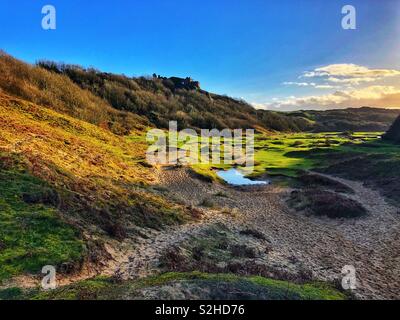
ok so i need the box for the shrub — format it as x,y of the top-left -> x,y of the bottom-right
229,244 -> 258,258
289,189 -> 367,218
199,198 -> 215,208
239,228 -> 266,240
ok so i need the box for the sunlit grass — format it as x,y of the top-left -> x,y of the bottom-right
179,131 -> 389,180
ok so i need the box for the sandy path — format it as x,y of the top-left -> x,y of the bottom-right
116,167 -> 400,300
112,211 -> 230,279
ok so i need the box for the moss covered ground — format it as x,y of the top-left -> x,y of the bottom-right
0,157 -> 83,280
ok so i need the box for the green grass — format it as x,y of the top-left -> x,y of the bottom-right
190,164 -> 226,183
186,132 -> 392,181
250,132 -> 381,177
143,272 -> 347,300
0,156 -> 84,281
5,272 -> 346,300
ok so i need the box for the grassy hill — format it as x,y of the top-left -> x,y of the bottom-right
0,52 -> 149,135
36,60 -> 313,132
0,52 -> 316,288
0,89 -> 192,281
287,108 -> 400,132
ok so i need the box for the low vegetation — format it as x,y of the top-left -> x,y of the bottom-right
158,224 -> 315,285
0,90 -> 191,283
321,153 -> 400,206
0,154 -> 83,280
288,190 -> 367,219
0,52 -> 148,135
288,107 -> 400,132
191,132 -> 383,180
189,130 -> 400,213
0,272 -> 347,300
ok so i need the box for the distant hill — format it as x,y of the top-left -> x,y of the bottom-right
287,107 -> 400,132
383,115 -> 400,143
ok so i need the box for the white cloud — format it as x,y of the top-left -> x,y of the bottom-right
314,84 -> 336,89
327,76 -> 380,85
283,81 -> 336,89
254,85 -> 400,111
283,81 -> 313,87
302,64 -> 400,83
272,64 -> 400,110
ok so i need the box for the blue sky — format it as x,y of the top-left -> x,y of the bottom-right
1,0 -> 400,110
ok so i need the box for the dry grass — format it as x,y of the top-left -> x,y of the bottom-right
0,52 -> 148,135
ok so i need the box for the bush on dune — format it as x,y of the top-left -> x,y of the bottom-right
289,189 -> 367,219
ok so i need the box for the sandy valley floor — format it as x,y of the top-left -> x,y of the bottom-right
7,167 -> 399,300
113,167 -> 400,300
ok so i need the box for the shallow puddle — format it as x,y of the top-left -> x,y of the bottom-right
217,168 -> 270,186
